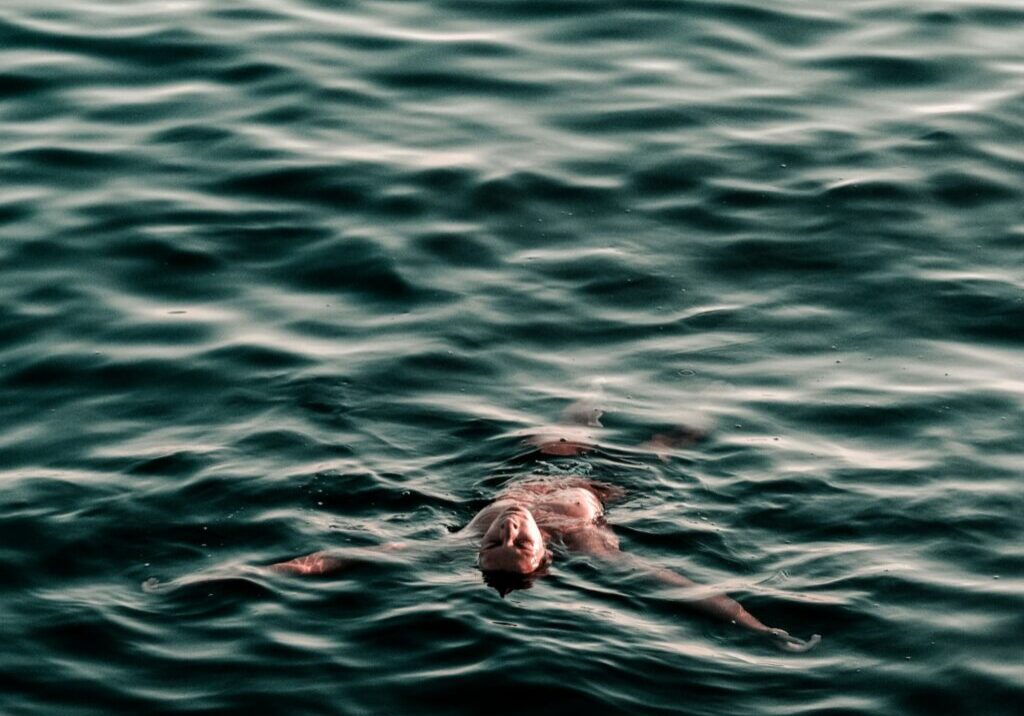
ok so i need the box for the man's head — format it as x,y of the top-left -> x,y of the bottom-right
477,504 -> 548,576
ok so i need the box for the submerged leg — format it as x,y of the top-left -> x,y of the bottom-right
560,379 -> 606,427
640,425 -> 707,461
561,399 -> 603,427
524,387 -> 606,456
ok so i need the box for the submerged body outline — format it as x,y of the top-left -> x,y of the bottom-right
269,402 -> 821,653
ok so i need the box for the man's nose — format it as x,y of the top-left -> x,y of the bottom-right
500,518 -> 519,545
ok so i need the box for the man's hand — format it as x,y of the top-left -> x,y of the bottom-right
767,628 -> 821,653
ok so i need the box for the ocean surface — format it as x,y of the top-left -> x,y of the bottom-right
1,1 -> 1022,714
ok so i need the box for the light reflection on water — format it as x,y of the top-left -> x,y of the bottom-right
1,0 -> 1022,714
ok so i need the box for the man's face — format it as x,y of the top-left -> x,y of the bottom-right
477,505 -> 546,575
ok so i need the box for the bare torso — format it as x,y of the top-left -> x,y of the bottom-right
262,414 -> 819,651
464,479 -> 620,552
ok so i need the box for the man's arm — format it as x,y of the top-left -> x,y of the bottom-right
563,527 -> 820,652
142,542 -> 414,595
270,551 -> 349,576
270,542 -> 409,576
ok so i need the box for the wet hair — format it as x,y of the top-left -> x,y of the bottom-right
480,553 -> 552,597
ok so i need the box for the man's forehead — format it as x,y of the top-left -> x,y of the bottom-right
477,549 -> 532,569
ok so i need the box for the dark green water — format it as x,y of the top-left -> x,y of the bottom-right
1,1 -> 1022,714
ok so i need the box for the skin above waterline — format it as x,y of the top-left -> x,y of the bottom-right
268,404 -> 821,653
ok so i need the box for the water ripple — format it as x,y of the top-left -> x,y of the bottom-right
1,0 -> 1022,714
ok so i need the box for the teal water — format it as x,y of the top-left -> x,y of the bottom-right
1,1 -> 1022,714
